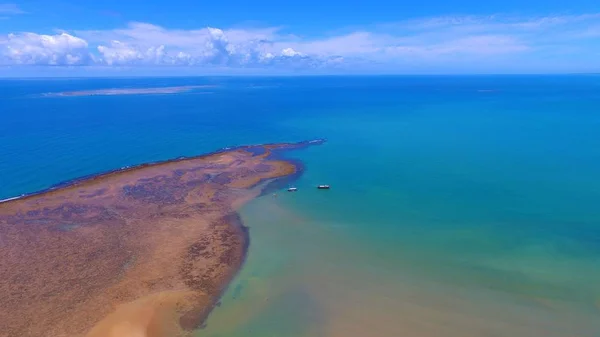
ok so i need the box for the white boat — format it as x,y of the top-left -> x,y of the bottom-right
317,185 -> 330,189
287,187 -> 298,192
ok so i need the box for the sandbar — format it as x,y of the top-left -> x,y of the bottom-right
44,85 -> 213,97
0,140 -> 323,337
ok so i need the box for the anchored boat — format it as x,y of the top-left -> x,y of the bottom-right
317,185 -> 330,190
287,187 -> 298,192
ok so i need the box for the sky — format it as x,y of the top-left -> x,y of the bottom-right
1,0 -> 600,76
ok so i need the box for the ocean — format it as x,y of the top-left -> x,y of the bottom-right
1,75 -> 600,336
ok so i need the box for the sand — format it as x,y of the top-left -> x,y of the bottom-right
45,86 -> 213,97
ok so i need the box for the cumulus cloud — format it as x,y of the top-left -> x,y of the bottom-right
1,13 -> 600,71
0,24 -> 322,67
97,41 -> 163,65
281,47 -> 302,57
88,24 -> 325,67
1,32 -> 91,65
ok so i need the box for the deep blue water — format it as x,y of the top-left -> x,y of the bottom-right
2,75 -> 600,336
3,75 -> 600,200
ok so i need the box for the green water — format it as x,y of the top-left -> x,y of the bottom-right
200,98 -> 600,336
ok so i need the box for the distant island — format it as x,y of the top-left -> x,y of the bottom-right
0,140 -> 323,337
44,85 -> 213,97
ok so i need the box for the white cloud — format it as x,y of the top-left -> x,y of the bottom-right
1,33 -> 91,65
97,41 -> 154,65
281,47 -> 303,57
97,41 -> 199,66
284,32 -> 384,56
0,3 -> 24,15
1,13 -> 600,71
88,23 -> 324,67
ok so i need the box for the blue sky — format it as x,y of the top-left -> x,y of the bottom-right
1,0 -> 600,75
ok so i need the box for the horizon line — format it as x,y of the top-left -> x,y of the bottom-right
1,73 -> 600,80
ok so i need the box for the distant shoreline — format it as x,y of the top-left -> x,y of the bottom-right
43,85 -> 214,97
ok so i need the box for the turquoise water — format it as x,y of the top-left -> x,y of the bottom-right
2,76 -> 600,336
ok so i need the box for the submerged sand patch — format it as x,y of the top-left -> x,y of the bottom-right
85,291 -> 206,337
44,86 -> 213,97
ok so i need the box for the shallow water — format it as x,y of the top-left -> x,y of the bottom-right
201,194 -> 599,336
2,76 -> 600,336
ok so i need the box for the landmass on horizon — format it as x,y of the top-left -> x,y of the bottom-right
0,140 -> 324,337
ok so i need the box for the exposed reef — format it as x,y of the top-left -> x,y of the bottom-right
0,140 -> 324,337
